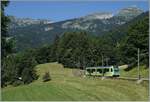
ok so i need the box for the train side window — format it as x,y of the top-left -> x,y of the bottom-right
97,69 -> 102,73
87,69 -> 91,73
104,68 -> 109,72
91,69 -> 95,73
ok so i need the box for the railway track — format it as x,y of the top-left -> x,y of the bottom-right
104,76 -> 149,81
87,75 -> 149,81
117,77 -> 149,81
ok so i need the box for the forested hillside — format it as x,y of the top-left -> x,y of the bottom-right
33,11 -> 149,69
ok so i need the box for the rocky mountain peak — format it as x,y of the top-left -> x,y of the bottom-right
83,12 -> 113,20
8,16 -> 52,28
116,6 -> 143,17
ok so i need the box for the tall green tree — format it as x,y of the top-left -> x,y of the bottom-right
1,1 -> 39,86
1,1 -> 12,59
57,31 -> 90,68
120,12 -> 149,67
1,1 -> 14,87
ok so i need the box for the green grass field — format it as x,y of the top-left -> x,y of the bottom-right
2,63 -> 149,101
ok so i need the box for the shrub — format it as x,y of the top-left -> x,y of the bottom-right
12,80 -> 24,87
42,72 -> 51,82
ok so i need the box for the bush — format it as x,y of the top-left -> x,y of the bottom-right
42,72 -> 51,82
12,80 -> 24,87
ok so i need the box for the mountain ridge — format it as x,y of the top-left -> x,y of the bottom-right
8,6 -> 144,51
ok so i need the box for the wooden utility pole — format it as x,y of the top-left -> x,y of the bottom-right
106,58 -> 108,66
138,48 -> 141,80
101,54 -> 104,76
102,54 -> 104,66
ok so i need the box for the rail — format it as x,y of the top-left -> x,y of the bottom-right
87,76 -> 149,81
111,77 -> 149,81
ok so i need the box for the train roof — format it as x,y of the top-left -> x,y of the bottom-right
86,66 -> 113,69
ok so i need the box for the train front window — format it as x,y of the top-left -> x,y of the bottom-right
114,68 -> 119,72
111,68 -> 113,72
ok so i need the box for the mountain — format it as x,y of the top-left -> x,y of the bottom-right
116,6 -> 143,21
82,12 -> 113,20
8,16 -> 52,29
102,11 -> 149,46
8,6 -> 143,51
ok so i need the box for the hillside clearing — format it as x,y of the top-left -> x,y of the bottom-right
2,63 -> 149,101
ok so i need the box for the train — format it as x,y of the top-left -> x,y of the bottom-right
85,66 -> 120,77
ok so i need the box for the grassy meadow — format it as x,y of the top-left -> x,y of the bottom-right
2,63 -> 149,101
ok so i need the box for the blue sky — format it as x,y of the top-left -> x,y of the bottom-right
5,1 -> 149,22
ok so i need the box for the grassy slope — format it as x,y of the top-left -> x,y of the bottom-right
120,65 -> 149,78
2,63 -> 149,101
